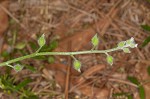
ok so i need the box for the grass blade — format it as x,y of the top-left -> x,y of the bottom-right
139,86 -> 145,99
15,79 -> 32,90
141,25 -> 150,32
142,36 -> 150,47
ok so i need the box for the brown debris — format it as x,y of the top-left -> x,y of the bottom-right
0,1 -> 9,36
46,63 -> 108,98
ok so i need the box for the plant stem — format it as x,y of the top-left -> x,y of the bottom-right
35,46 -> 42,53
0,47 -> 120,67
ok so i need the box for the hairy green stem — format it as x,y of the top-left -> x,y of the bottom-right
0,47 -> 120,67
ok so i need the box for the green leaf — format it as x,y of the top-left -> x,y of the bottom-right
73,60 -> 81,72
15,42 -> 26,49
48,56 -> 55,63
123,48 -> 131,53
15,79 -> 32,90
13,64 -> 24,72
38,34 -> 46,47
106,55 -> 113,65
127,95 -> 133,99
20,88 -> 39,99
91,34 -> 99,47
139,86 -> 145,99
127,76 -> 140,85
40,40 -> 58,52
147,66 -> 150,76
0,74 -> 17,92
25,65 -> 36,72
141,25 -> 150,32
142,36 -> 150,47
118,41 -> 126,48
1,51 -> 9,58
49,40 -> 58,51
29,42 -> 38,51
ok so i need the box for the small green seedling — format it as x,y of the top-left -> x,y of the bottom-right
0,74 -> 37,98
0,34 -> 138,72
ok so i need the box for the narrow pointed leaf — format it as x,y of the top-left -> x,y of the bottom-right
15,79 -> 32,90
139,86 -> 145,99
147,66 -> 150,76
142,36 -> 150,47
141,25 -> 150,32
127,76 -> 140,85
127,95 -> 133,99
25,65 -> 37,72
128,76 -> 145,99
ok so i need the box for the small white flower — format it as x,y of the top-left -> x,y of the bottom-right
77,69 -> 81,72
128,37 -> 138,48
135,44 -> 138,47
130,37 -> 136,44
130,37 -> 134,42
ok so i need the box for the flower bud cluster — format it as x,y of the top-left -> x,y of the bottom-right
117,37 -> 138,53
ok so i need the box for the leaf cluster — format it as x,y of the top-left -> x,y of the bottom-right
0,74 -> 38,99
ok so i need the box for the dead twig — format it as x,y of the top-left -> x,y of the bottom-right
64,41 -> 72,99
108,78 -> 138,88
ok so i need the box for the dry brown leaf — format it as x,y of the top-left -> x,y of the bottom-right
42,68 -> 54,80
46,63 -> 80,90
55,28 -> 95,52
76,64 -> 105,84
46,63 -> 80,76
46,63 -> 109,98
72,65 -> 109,98
0,1 -> 9,36
75,84 -> 109,99
53,1 -> 120,53
55,70 -> 66,90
